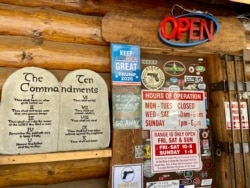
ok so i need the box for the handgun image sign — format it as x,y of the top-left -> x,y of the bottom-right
141,66 -> 165,90
112,164 -> 143,188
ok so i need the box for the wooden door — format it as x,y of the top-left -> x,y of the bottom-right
210,50 -> 250,188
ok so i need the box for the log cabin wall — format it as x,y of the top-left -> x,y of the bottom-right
0,0 -> 249,187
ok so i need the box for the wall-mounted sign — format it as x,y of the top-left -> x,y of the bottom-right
142,90 -> 207,130
0,67 -> 110,154
112,86 -> 141,129
159,13 -> 220,47
164,60 -> 186,76
146,180 -> 179,188
111,43 -> 141,85
224,101 -> 249,129
111,43 -> 142,130
112,164 -> 143,188
151,130 -> 201,173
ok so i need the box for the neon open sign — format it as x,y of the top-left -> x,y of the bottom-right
159,13 -> 220,47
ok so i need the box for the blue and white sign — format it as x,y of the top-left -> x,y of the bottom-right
111,43 -> 141,85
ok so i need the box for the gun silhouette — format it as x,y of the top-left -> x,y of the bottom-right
122,170 -> 134,179
147,73 -> 159,82
147,183 -> 156,188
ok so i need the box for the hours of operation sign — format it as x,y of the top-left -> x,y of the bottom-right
142,90 -> 206,130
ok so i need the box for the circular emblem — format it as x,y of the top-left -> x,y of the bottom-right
198,82 -> 206,90
201,130 -> 209,139
193,177 -> 201,185
176,171 -> 183,175
195,65 -> 206,72
143,160 -> 155,177
121,167 -> 135,182
188,66 -> 195,73
169,85 -> 180,91
163,60 -> 186,76
141,66 -> 165,90
170,77 -> 178,84
184,170 -> 193,179
204,159 -> 212,169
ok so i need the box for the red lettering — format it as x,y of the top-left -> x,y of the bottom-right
160,16 -> 177,39
189,19 -> 200,40
176,17 -> 190,40
200,20 -> 214,40
160,16 -> 216,41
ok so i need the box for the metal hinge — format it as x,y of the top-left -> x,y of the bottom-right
210,81 -> 250,92
224,54 -> 243,61
215,142 -> 250,156
135,145 -> 145,158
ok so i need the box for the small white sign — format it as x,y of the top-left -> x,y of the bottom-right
224,102 -> 249,129
201,178 -> 213,186
183,185 -> 195,188
146,180 -> 179,188
112,164 -> 143,188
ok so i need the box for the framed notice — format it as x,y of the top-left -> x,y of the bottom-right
142,90 -> 206,130
151,130 -> 201,173
112,86 -> 141,129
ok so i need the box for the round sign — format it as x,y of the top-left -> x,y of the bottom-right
143,160 -> 155,178
121,166 -> 135,182
141,66 -> 165,90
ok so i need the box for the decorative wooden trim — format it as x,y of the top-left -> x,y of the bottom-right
0,148 -> 112,165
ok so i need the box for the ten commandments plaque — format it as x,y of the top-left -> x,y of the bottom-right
0,67 -> 110,154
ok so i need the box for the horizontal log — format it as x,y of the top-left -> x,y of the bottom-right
0,3 -> 106,45
15,178 -> 108,188
0,36 -> 110,72
0,0 -> 82,14
85,0 -> 245,17
102,12 -> 246,53
0,0 -> 169,17
0,158 -> 110,187
0,149 -> 112,165
0,0 -> 240,17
